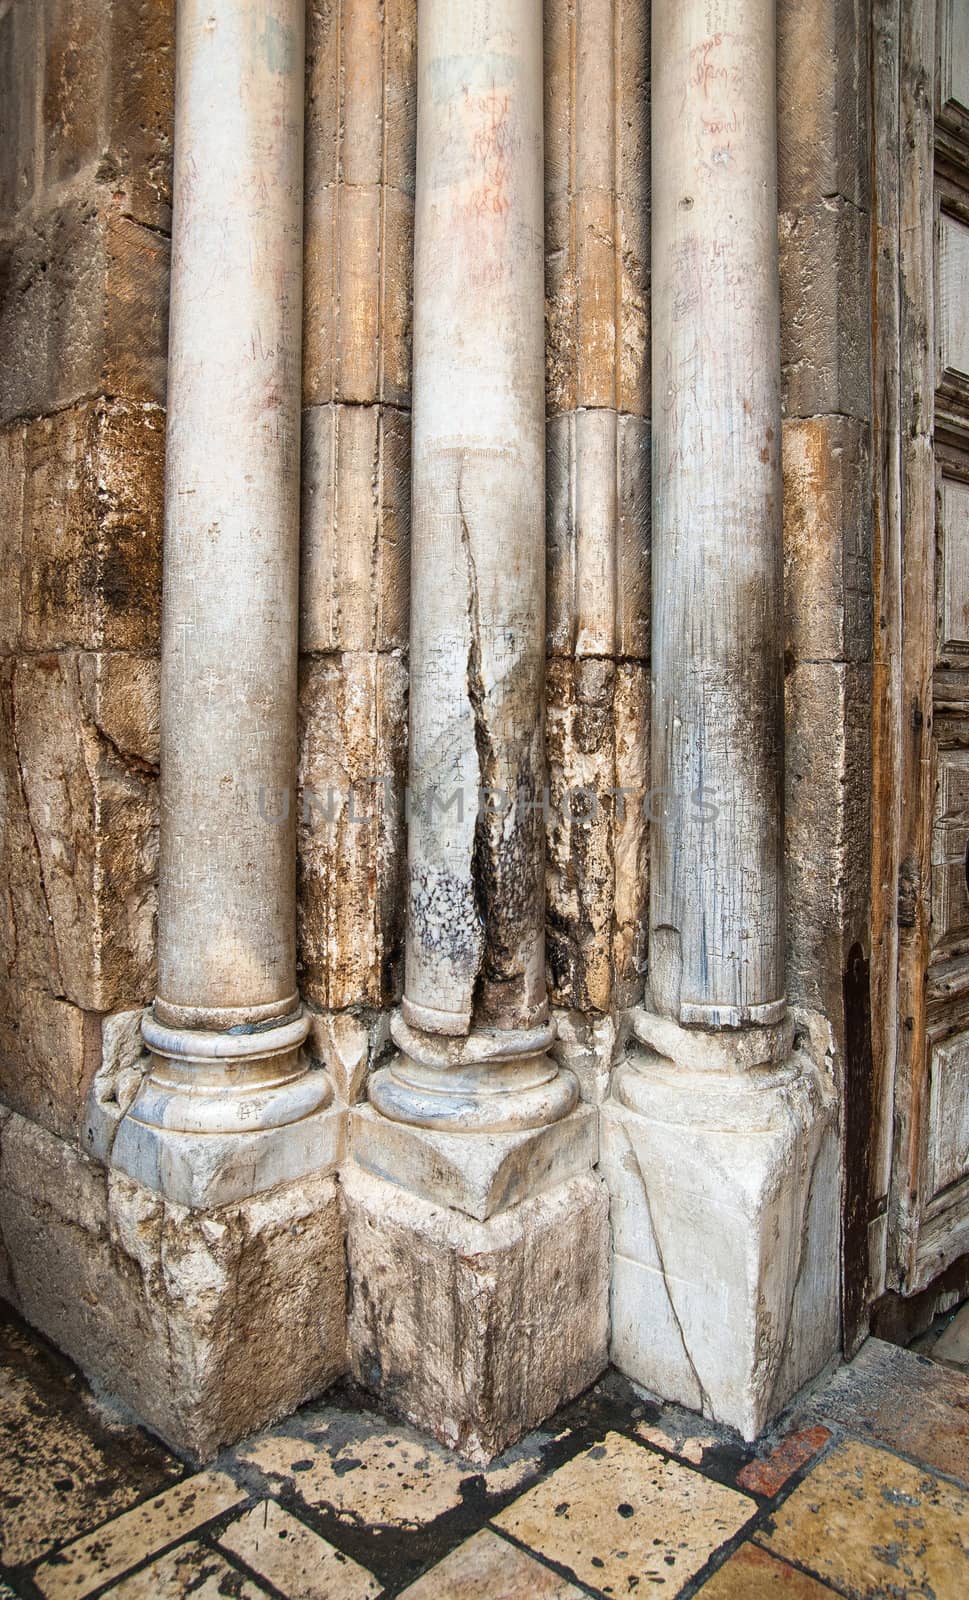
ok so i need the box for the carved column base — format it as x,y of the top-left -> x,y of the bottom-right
344,1163 -> 609,1463
112,1007 -> 342,1208
601,1009 -> 840,1440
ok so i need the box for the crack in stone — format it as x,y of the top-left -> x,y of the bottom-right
622,1120 -> 711,1416
457,467 -> 494,1011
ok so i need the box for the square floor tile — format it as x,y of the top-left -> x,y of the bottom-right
757,1437 -> 969,1598
493,1430 -> 755,1594
32,1472 -> 247,1599
101,1541 -> 264,1599
0,1313 -> 180,1567
696,1543 -> 836,1596
217,1500 -> 381,1599
398,1528 -> 586,1598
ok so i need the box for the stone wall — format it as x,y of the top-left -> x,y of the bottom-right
0,0 -> 173,1143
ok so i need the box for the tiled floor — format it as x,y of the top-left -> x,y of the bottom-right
1,1306 -> 968,1599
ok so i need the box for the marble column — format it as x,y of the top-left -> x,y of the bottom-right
347,0 -> 609,1463
113,0 -> 341,1209
601,0 -> 840,1439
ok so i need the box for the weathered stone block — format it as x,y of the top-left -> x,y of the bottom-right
0,421 -> 25,651
783,415 -> 873,665
345,1163 -> 609,1462
351,1101 -> 598,1220
0,196 -> 169,424
546,656 -> 617,1013
305,0 -> 415,196
547,409 -> 649,660
0,1 -> 40,221
778,0 -> 869,212
613,660 -> 649,1005
0,1111 -> 347,1461
0,984 -> 98,1142
779,197 -> 871,420
298,652 -> 407,1011
785,660 -> 873,1018
301,403 -> 410,653
2,650 -> 158,1015
20,399 -> 163,651
303,183 -> 413,408
603,1039 -> 840,1440
41,0 -> 174,228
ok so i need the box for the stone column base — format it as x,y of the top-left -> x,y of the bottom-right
112,1096 -> 345,1209
0,1110 -> 347,1461
601,1020 -> 840,1440
344,1164 -> 609,1462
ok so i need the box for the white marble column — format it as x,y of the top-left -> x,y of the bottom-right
366,0 -> 577,1135
602,0 -> 839,1439
347,0 -> 608,1462
114,0 -> 338,1208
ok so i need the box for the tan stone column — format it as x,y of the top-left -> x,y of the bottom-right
601,0 -> 839,1439
114,0 -> 338,1208
347,0 -> 608,1463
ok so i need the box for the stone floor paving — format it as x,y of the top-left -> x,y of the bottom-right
0,1303 -> 967,1599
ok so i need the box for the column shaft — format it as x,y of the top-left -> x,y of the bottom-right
125,0 -> 330,1140
649,0 -> 785,1026
368,0 -> 578,1132
404,0 -> 548,1038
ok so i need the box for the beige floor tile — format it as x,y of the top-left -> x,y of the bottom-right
398,1528 -> 586,1599
493,1430 -> 755,1594
0,1314 -> 180,1567
217,1499 -> 381,1600
101,1540 -> 265,1599
696,1542 -> 837,1596
237,1414 -> 541,1530
757,1437 -> 969,1598
32,1472 -> 248,1600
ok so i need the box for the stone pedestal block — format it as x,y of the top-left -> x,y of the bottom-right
112,1093 -> 346,1211
0,1112 -> 347,1462
602,1024 -> 840,1440
350,1101 -> 597,1220
344,1165 -> 609,1463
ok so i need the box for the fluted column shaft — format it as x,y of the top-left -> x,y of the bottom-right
649,0 -> 786,1027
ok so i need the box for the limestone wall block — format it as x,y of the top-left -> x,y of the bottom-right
785,659 -> 873,1022
303,183 -> 413,408
0,0 -> 174,232
18,399 -> 163,653
0,986 -> 97,1142
778,0 -> 869,213
0,422 -> 25,651
545,657 -> 648,1015
546,410 -> 649,660
779,197 -> 871,421
1,650 -> 158,1017
0,2 -> 40,222
0,197 -> 170,424
298,651 -> 407,1011
543,0 -> 649,419
301,403 -> 410,654
783,415 -> 873,665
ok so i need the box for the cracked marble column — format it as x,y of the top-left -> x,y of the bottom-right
347,0 -> 608,1463
601,0 -> 840,1439
112,0 -> 342,1210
